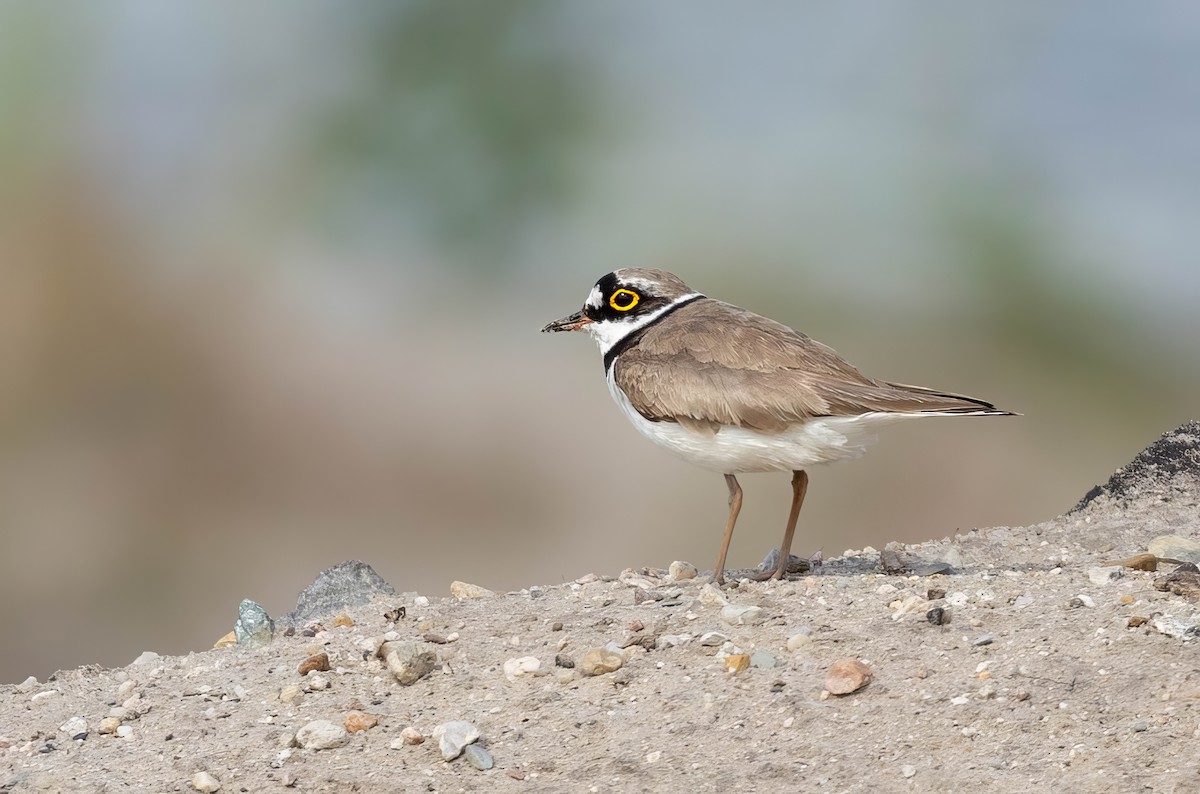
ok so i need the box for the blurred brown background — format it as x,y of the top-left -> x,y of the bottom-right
2,2 -> 1198,683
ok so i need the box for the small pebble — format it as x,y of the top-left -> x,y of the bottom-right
116,725 -> 133,738
578,648 -> 624,677
1131,720 -> 1149,732
304,675 -> 330,691
786,628 -> 813,651
331,613 -> 354,628
98,717 -> 120,735
298,653 -> 331,676
698,584 -> 729,607
926,587 -> 946,601
58,717 -> 87,737
344,711 -> 378,733
1119,594 -> 1135,605
723,654 -> 751,673
464,744 -> 494,770
901,764 -> 916,779
926,607 -> 949,626
824,659 -> 872,695
278,684 -> 303,705
749,651 -> 777,669
191,771 -> 221,792
699,631 -> 729,647
720,604 -> 765,625
972,636 -> 994,646
503,656 -> 543,682
433,720 -> 480,761
294,720 -> 349,750
400,726 -> 425,745
669,560 -> 698,581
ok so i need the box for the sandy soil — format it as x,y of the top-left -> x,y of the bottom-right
3,423 -> 1199,794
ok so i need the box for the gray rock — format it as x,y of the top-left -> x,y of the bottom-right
433,720 -> 480,761
1148,535 -> 1200,564
1072,421 -> 1200,512
750,651 -> 777,669
464,744 -> 494,770
757,547 -> 809,576
380,642 -> 438,686
234,600 -> 275,648
285,560 -> 395,625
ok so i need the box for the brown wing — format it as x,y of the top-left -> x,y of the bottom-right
613,299 -> 1005,432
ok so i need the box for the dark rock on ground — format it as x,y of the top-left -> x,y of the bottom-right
284,560 -> 396,626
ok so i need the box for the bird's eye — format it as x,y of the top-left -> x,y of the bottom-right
609,288 -> 640,311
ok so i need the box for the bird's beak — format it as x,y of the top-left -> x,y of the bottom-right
541,310 -> 592,333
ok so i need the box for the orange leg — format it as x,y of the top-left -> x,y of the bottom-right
752,469 -> 810,581
712,474 -> 742,585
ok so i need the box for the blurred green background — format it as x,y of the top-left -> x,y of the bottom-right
2,2 -> 1198,683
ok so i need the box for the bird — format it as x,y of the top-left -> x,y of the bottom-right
542,268 -> 1015,585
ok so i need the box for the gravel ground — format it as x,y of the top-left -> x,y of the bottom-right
3,423 -> 1199,794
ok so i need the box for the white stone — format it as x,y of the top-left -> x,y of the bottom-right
59,716 -> 87,737
503,656 -> 543,682
698,631 -> 729,647
890,595 -> 926,620
786,629 -> 813,651
901,764 -> 917,779
698,584 -> 729,607
191,771 -> 221,792
116,725 -> 133,738
1075,594 -> 1096,608
15,676 -> 38,693
413,596 -> 430,608
432,720 -> 480,761
294,719 -> 349,750
946,592 -> 969,607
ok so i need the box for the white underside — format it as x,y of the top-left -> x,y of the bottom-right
607,368 -> 932,474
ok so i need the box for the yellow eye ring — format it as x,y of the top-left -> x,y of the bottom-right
609,288 -> 640,311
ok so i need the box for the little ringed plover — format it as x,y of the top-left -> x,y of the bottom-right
543,268 -> 1015,584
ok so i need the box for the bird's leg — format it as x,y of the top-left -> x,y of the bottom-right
753,469 -> 809,581
712,474 -> 743,585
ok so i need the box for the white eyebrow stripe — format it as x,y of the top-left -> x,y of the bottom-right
585,285 -> 603,308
